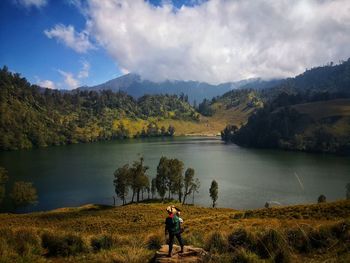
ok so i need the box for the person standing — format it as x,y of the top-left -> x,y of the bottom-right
165,206 -> 184,257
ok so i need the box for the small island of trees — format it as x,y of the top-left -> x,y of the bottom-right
113,156 -> 200,205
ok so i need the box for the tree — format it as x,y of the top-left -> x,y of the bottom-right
10,181 -> 38,209
113,164 -> 130,205
156,157 -> 169,201
182,168 -> 195,205
346,183 -> 350,200
192,178 -> 200,204
318,194 -> 326,203
0,167 -> 8,205
151,178 -> 157,199
209,180 -> 218,208
168,158 -> 184,202
129,157 -> 149,203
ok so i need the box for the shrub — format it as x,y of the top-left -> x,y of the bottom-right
146,234 -> 162,250
205,232 -> 228,253
91,234 -> 113,251
308,226 -> 332,249
227,228 -> 255,251
256,229 -> 285,259
232,248 -> 260,263
286,228 -> 310,253
318,195 -> 326,203
330,219 -> 350,240
183,231 -> 205,248
13,229 -> 41,256
41,232 -> 86,257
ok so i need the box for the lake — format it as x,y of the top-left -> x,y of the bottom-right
0,137 -> 349,212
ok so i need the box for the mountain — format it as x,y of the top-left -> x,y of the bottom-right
221,59 -> 350,155
80,74 -> 272,103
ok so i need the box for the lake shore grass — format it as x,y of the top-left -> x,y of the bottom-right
0,200 -> 349,262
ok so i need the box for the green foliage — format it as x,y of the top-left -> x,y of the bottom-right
146,234 -> 162,250
90,234 -> 113,251
227,228 -> 255,252
10,181 -> 38,209
318,194 -> 326,203
198,98 -> 214,116
0,67 -> 197,151
41,232 -> 86,257
231,248 -> 261,263
113,157 -> 149,204
155,156 -> 185,202
205,231 -> 228,253
114,164 -> 130,205
220,59 -> 350,154
209,180 -> 218,208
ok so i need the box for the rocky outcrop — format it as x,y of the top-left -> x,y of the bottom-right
153,245 -> 208,263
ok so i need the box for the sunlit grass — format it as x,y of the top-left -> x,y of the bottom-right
0,200 -> 349,262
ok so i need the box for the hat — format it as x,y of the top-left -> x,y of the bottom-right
166,206 -> 177,214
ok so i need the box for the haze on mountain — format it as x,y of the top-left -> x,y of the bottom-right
79,74 -> 282,103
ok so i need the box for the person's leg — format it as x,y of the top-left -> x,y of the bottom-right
176,233 -> 184,253
168,233 -> 175,257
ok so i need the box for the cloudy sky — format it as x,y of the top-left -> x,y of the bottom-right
1,0 -> 349,89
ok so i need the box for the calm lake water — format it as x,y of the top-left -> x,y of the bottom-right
0,137 -> 349,212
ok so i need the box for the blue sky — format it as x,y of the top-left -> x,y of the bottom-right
1,0 -> 349,89
0,0 -> 205,89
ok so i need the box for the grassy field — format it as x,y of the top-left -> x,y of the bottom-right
292,99 -> 350,121
0,200 -> 349,262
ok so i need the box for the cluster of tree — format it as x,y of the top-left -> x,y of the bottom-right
197,98 -> 215,116
0,167 -> 38,212
135,123 -> 175,138
0,66 -> 198,150
113,156 -> 200,205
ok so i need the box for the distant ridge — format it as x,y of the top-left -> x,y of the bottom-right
79,74 -> 281,103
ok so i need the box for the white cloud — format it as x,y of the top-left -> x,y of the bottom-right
44,24 -> 95,53
83,0 -> 350,83
78,61 -> 90,79
57,61 -> 90,89
58,70 -> 80,89
14,0 -> 47,9
37,79 -> 56,89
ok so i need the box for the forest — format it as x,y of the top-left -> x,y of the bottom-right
221,59 -> 350,155
0,67 -> 198,150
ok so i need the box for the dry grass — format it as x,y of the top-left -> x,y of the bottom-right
0,200 -> 349,262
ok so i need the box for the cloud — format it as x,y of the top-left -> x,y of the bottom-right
58,70 -> 80,89
78,61 -> 90,78
83,0 -> 350,83
37,79 -> 56,89
14,0 -> 47,9
44,24 -> 95,53
57,61 -> 90,89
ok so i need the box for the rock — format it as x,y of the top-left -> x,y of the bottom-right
153,245 -> 208,263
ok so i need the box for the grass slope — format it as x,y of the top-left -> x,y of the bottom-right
293,98 -> 350,139
0,200 -> 349,262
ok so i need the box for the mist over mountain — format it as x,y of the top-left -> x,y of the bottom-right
79,74 -> 281,103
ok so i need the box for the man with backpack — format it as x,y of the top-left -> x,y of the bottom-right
165,205 -> 184,257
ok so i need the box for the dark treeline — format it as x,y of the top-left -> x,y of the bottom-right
0,66 -> 198,150
113,156 -> 200,205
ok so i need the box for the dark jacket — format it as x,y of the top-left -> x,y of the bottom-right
165,214 -> 180,235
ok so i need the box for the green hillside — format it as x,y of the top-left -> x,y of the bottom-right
0,67 -> 201,150
0,200 -> 349,262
